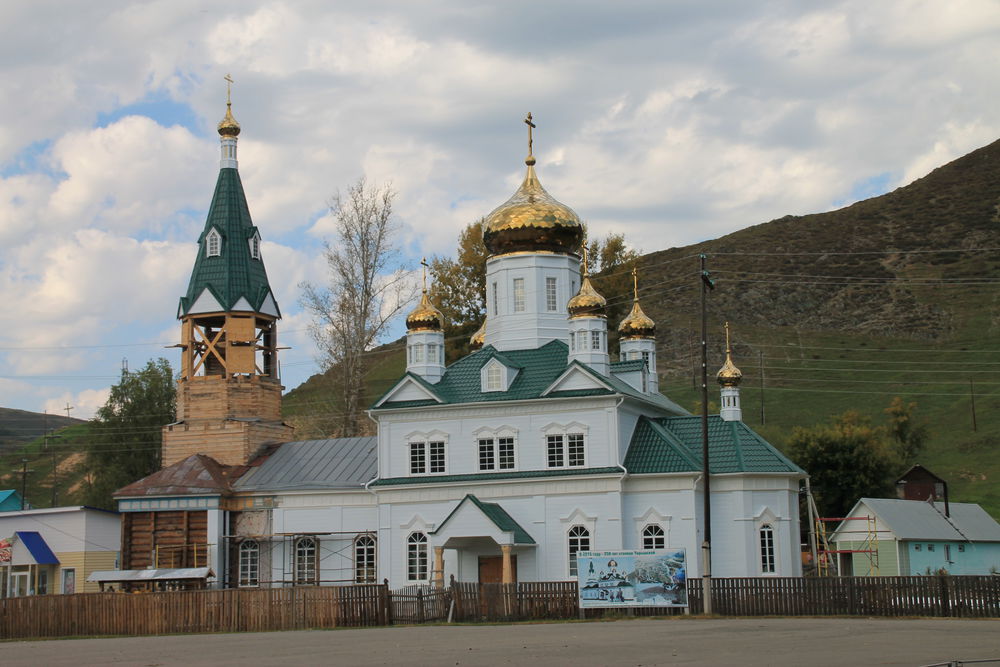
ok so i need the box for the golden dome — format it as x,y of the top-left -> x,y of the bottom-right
483,114 -> 583,257
716,322 -> 742,387
469,320 -> 486,350
406,290 -> 443,332
567,276 -> 607,319
218,102 -> 241,137
618,301 -> 656,339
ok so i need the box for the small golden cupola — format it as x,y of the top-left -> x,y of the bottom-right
217,74 -> 241,137
567,248 -> 607,319
469,320 -> 486,351
716,322 -> 743,387
405,260 -> 446,383
617,268 -> 656,339
482,113 -> 584,257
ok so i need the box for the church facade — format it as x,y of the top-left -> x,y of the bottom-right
115,99 -> 805,589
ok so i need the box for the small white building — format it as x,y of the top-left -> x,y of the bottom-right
0,506 -> 120,596
118,103 -> 806,589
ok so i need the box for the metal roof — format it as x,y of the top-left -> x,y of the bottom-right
114,454 -> 237,497
837,498 -> 1000,542
87,567 -> 214,583
235,437 -> 377,492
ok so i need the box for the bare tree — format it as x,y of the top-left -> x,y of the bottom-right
300,177 -> 411,436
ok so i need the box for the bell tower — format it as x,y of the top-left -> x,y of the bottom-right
162,79 -> 293,467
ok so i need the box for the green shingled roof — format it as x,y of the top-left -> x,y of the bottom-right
373,340 -> 687,414
178,167 -> 278,317
432,494 -> 535,545
624,415 -> 804,475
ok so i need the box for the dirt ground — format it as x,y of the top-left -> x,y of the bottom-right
3,617 -> 1000,666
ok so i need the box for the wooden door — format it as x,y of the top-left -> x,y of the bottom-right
478,555 -> 517,583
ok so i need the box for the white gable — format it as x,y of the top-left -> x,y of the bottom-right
542,365 -> 610,396
188,288 -> 224,315
231,296 -> 254,312
259,292 -> 280,317
374,376 -> 442,407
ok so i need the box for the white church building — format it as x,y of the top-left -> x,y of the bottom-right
115,99 -> 805,589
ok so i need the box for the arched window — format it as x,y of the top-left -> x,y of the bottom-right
642,524 -> 665,550
205,228 -> 222,257
759,524 -> 776,574
249,233 -> 261,260
568,525 -> 590,577
239,539 -> 260,587
294,537 -> 317,584
407,532 -> 428,582
355,535 -> 377,583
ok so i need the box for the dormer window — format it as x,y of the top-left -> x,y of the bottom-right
205,228 -> 222,257
481,358 -> 517,392
249,232 -> 261,260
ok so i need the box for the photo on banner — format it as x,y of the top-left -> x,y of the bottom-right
577,549 -> 687,608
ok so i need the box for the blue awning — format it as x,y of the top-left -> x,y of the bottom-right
15,531 -> 59,565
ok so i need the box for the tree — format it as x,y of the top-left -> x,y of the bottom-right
83,358 -> 176,509
427,219 -> 488,358
788,410 -> 898,518
585,231 -> 639,344
884,397 -> 928,466
300,177 -> 411,436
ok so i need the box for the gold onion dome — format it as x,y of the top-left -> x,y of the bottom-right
406,290 -> 443,332
618,268 -> 655,338
482,113 -> 584,257
716,322 -> 743,387
568,249 -> 606,318
469,320 -> 486,350
218,100 -> 241,137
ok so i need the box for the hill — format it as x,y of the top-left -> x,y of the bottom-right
284,137 -> 1000,517
0,407 -> 83,453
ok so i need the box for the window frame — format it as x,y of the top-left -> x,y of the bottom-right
248,232 -> 261,260
409,438 -> 447,475
759,524 -> 776,574
513,277 -> 525,312
239,539 -> 260,587
545,426 -> 587,469
568,525 -> 590,578
545,276 -> 558,312
354,534 -> 377,584
642,524 -> 666,551
407,532 -> 429,582
294,536 -> 318,585
477,430 -> 517,472
205,228 -> 222,258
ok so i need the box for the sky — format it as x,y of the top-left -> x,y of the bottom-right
2,0 -> 999,419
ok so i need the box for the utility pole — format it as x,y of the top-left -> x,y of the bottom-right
44,410 -> 57,507
19,459 -> 33,510
699,254 -> 714,614
64,402 -> 74,419
759,350 -> 765,425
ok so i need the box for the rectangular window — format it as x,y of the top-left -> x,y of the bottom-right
61,568 -> 76,595
239,541 -> 260,587
355,535 -> 377,584
915,544 -> 922,552
485,365 -> 502,391
497,437 -> 515,470
480,436 -> 516,471
479,438 -> 495,471
37,569 -> 48,595
546,277 -> 558,311
407,533 -> 428,581
928,544 -> 935,552
591,330 -> 601,351
958,544 -> 966,553
568,526 -> 590,577
410,442 -> 426,474
513,278 -> 525,312
412,344 -> 425,364
492,282 -> 498,316
759,525 -> 776,574
429,441 -> 446,473
547,435 -> 565,468
567,433 -> 585,467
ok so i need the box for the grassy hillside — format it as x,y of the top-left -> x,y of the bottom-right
0,422 -> 93,508
281,138 -> 1000,518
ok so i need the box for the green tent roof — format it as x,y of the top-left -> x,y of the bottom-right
624,415 -> 804,475
178,167 -> 278,318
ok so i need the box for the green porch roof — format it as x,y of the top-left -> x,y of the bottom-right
624,415 -> 804,475
431,494 -> 535,545
178,167 -> 278,317
373,340 -> 687,414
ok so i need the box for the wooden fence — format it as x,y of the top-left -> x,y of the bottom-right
2,576 -> 998,639
687,576 -> 1000,618
0,584 -> 387,640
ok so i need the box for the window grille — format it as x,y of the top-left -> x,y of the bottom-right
568,526 -> 590,577
642,525 -> 665,550
407,532 -> 428,581
239,540 -> 260,587
759,524 -> 776,574
354,535 -> 377,583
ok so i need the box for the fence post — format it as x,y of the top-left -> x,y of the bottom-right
417,588 -> 425,624
382,579 -> 391,625
846,577 -> 857,615
938,575 -> 951,618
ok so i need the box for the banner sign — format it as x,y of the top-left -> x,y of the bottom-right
577,549 -> 687,608
0,537 -> 11,564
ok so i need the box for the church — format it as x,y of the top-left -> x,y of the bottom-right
114,95 -> 805,589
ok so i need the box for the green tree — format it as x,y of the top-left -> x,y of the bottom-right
586,231 -> 639,344
884,397 -> 928,466
83,358 -> 176,509
788,410 -> 897,518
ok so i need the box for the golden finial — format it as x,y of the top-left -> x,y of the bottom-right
420,257 -> 428,293
218,73 -> 241,137
582,243 -> 590,277
717,321 -> 743,387
618,267 -> 656,338
524,112 -> 536,166
631,267 -> 639,301
406,258 -> 443,332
